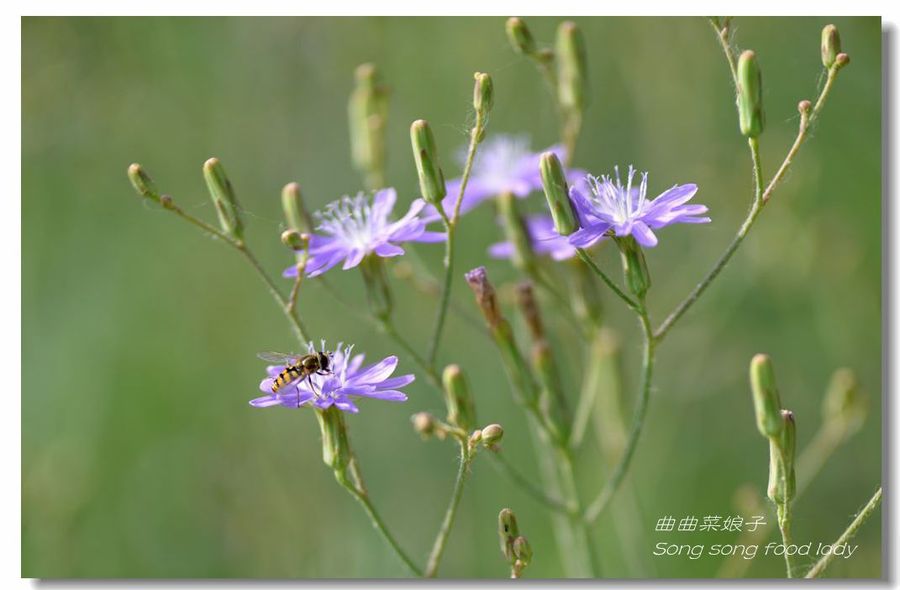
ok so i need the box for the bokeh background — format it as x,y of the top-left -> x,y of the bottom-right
22,16 -> 882,578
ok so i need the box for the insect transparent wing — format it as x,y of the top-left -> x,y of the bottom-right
257,351 -> 301,364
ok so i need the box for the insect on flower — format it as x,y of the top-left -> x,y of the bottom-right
257,349 -> 332,394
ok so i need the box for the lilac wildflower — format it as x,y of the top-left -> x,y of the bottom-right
568,166 -> 710,249
283,188 -> 444,279
489,214 -> 576,261
251,342 -> 414,414
422,134 -> 583,221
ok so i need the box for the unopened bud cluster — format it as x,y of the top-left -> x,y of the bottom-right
749,354 -> 796,505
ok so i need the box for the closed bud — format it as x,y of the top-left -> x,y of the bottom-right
315,406 -> 353,476
442,364 -> 476,433
767,410 -> 796,504
349,63 -> 389,189
616,236 -> 651,299
540,152 -> 577,236
280,229 -> 308,251
515,282 -> 544,341
798,100 -> 812,115
203,157 -> 244,240
411,412 -> 436,439
127,163 -> 160,202
821,24 -> 841,69
834,52 -> 850,70
465,267 -> 503,330
498,192 -> 536,273
737,50 -> 764,138
281,182 -> 315,234
556,21 -> 588,116
410,119 -> 447,206
750,353 -> 784,439
513,536 -> 533,566
473,72 -> 494,118
498,508 -> 519,562
505,17 -> 536,56
468,429 -> 482,449
481,423 -> 504,447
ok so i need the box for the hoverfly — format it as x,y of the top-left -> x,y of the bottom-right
257,350 -> 332,394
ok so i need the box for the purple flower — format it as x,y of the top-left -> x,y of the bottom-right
489,214 -> 576,261
284,188 -> 444,279
422,134 -> 583,222
250,343 -> 414,414
568,166 -> 710,249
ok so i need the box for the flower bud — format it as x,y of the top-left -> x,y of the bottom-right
750,353 -> 784,439
468,429 -> 482,449
616,236 -> 651,300
280,229 -> 308,251
505,17 -> 536,56
281,182 -> 315,234
410,119 -> 447,207
556,21 -> 588,116
767,410 -> 796,504
127,163 -> 160,202
821,24 -> 841,69
497,192 -> 536,274
442,364 -> 476,433
515,282 -> 544,341
315,406 -> 352,476
834,52 -> 850,70
202,157 -> 244,240
349,63 -> 389,189
540,152 -> 577,236
481,423 -> 504,447
737,50 -> 764,138
411,412 -> 436,439
498,508 -> 519,562
473,72 -> 493,118
513,536 -> 533,566
465,267 -> 502,330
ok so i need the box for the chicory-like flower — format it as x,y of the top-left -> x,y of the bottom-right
284,188 -> 444,279
251,342 -> 414,413
489,214 -> 576,261
568,166 -> 710,249
423,134 -> 581,221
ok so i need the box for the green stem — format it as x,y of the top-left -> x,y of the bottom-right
776,501 -> 796,578
427,114 -> 485,367
575,248 -> 639,312
378,316 -> 441,391
487,451 -> 570,514
805,487 -> 882,579
584,309 -> 655,524
424,442 -> 473,577
237,245 -> 310,344
340,481 -> 423,577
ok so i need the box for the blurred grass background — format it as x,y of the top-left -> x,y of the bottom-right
22,16 -> 881,578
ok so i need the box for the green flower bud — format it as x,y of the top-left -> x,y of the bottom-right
410,119 -> 447,207
750,353 -> 784,439
556,21 -> 588,116
349,63 -> 389,189
473,72 -> 494,117
497,192 -> 536,274
498,508 -> 519,562
821,24 -> 841,69
442,364 -> 476,433
615,236 -> 651,300
539,152 -> 577,236
127,163 -> 160,202
513,536 -> 533,566
315,406 -> 353,476
767,410 -> 796,504
505,17 -> 536,56
202,157 -> 244,240
281,182 -> 315,234
481,423 -> 504,447
737,50 -> 764,138
280,229 -> 308,251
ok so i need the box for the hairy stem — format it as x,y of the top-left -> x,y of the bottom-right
805,487 -> 882,578
424,442 -> 473,577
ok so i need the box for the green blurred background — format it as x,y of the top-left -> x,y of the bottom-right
22,16 -> 881,578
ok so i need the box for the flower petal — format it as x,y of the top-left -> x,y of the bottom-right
374,243 -> 405,257
569,224 -> 610,248
349,356 -> 398,384
378,374 -> 415,389
631,221 -> 659,248
333,398 -> 360,413
249,394 -> 281,407
488,241 -> 514,259
357,389 -> 408,402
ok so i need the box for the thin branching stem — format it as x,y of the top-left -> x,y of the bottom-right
575,248 -> 639,311
805,487 -> 882,579
487,451 -> 571,514
425,442 -> 473,577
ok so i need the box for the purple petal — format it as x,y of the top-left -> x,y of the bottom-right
349,356 -> 398,384
631,221 -> 659,248
374,243 -> 405,257
282,265 -> 298,278
411,231 -> 447,243
259,378 -> 275,393
488,242 -> 514,259
647,184 -> 699,212
378,374 -> 415,389
342,248 -> 367,270
357,389 -> 408,402
249,394 -> 281,407
334,399 -> 360,413
346,353 -> 366,375
569,224 -> 610,247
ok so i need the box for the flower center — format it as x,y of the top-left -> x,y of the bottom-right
586,165 -> 649,224
315,194 -> 386,249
